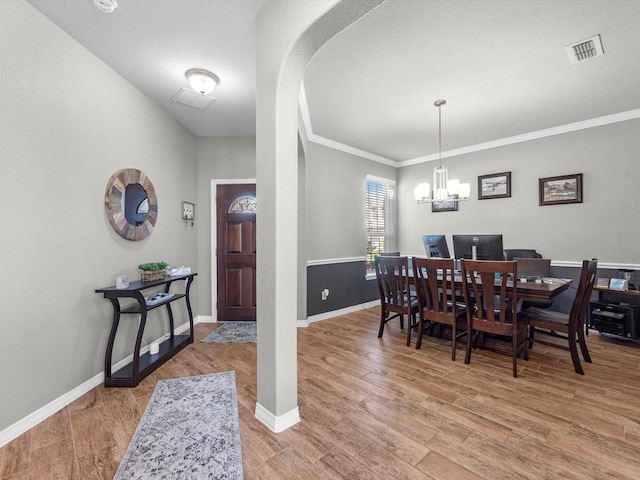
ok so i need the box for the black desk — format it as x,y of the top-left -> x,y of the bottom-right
95,273 -> 197,387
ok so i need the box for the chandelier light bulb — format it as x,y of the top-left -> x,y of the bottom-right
414,183 -> 431,202
458,183 -> 471,199
447,179 -> 460,195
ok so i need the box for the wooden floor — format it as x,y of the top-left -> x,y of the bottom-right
2,307 -> 640,479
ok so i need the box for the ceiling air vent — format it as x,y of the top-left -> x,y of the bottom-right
565,34 -> 604,64
171,88 -> 216,110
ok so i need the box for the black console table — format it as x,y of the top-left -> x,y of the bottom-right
95,273 -> 197,387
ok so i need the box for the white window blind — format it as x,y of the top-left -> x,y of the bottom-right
365,176 -> 395,276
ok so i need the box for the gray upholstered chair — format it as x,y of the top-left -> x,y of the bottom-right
503,249 -> 542,260
504,249 -> 551,310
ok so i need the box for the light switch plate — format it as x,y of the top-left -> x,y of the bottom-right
181,201 -> 195,220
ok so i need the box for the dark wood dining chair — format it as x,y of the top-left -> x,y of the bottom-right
461,259 -> 528,377
374,255 -> 419,346
520,259 -> 597,374
412,257 -> 467,359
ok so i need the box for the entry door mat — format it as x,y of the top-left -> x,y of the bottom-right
114,371 -> 243,480
201,322 -> 257,343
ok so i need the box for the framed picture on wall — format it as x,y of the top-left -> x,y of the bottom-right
432,194 -> 458,212
539,173 -> 583,206
478,171 -> 511,199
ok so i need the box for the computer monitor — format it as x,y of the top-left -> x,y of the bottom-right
453,234 -> 504,261
421,235 -> 450,258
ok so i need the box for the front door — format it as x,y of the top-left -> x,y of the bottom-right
216,184 -> 257,321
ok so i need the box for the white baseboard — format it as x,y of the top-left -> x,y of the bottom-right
302,300 -> 379,326
0,371 -> 104,448
254,402 -> 300,433
0,321 -> 199,449
0,305 -> 376,448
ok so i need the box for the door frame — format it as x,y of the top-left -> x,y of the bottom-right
211,178 -> 257,322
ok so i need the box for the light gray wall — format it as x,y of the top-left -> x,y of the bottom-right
304,141 -> 397,260
297,135 -> 307,321
398,119 -> 640,266
0,2 -> 198,433
194,135 -> 312,322
196,136 -> 256,316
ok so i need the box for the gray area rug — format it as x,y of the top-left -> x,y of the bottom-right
201,322 -> 257,343
114,371 -> 243,480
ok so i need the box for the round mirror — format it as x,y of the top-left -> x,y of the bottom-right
105,168 -> 157,241
123,183 -> 149,225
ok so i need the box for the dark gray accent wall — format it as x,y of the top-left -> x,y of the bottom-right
307,261 -> 379,316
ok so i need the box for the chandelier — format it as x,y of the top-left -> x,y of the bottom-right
414,100 -> 470,203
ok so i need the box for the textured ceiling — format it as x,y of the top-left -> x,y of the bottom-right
26,0 -> 640,164
303,0 -> 640,163
27,0 -> 266,137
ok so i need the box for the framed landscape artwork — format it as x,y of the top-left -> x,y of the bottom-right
539,173 -> 583,206
432,194 -> 458,212
478,171 -> 511,200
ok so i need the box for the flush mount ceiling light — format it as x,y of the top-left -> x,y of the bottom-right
93,0 -> 118,13
414,100 -> 470,204
185,69 -> 219,95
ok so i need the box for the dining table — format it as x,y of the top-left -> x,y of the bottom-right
406,268 -> 572,306
409,270 -> 573,354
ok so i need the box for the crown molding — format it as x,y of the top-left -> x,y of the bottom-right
298,83 -> 398,167
298,82 -> 640,168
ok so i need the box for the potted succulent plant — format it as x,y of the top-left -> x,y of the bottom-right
138,261 -> 168,282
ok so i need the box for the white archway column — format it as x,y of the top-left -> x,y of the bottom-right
254,0 -> 384,432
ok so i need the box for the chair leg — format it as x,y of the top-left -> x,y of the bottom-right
406,313 -> 416,346
415,318 -> 424,349
528,324 -> 535,349
378,307 -> 386,338
464,330 -> 474,365
577,322 -> 592,363
568,330 -> 585,375
512,337 -> 518,378
451,323 -> 456,361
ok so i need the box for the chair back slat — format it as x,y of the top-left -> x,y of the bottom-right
462,259 -> 528,377
375,256 -> 411,311
568,259 -> 598,332
375,255 -> 419,345
412,256 -> 467,358
462,260 -> 518,335
413,257 -> 457,320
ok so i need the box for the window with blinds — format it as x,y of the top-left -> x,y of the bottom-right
365,175 -> 395,277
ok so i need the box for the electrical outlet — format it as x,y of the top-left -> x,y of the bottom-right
321,288 -> 329,301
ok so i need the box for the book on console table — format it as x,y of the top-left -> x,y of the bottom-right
167,266 -> 191,276
145,293 -> 174,306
